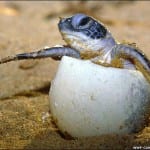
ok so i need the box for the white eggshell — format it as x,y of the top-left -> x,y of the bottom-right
49,56 -> 150,137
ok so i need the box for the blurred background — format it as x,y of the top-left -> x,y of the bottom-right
0,1 -> 149,149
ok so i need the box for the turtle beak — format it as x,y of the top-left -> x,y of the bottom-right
59,16 -> 62,20
58,17 -> 67,31
59,16 -> 65,21
58,18 -> 63,30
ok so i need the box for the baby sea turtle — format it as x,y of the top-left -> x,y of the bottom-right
0,13 -> 150,82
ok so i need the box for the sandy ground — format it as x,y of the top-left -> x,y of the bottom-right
0,1 -> 150,149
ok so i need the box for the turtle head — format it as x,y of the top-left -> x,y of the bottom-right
58,13 -> 116,52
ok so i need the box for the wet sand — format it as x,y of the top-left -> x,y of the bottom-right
0,1 -> 150,149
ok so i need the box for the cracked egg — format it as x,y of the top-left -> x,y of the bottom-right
49,56 -> 150,138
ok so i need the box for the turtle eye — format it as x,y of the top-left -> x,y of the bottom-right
78,17 -> 90,27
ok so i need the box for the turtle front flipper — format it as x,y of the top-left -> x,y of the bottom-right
111,44 -> 150,83
0,46 -> 81,64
